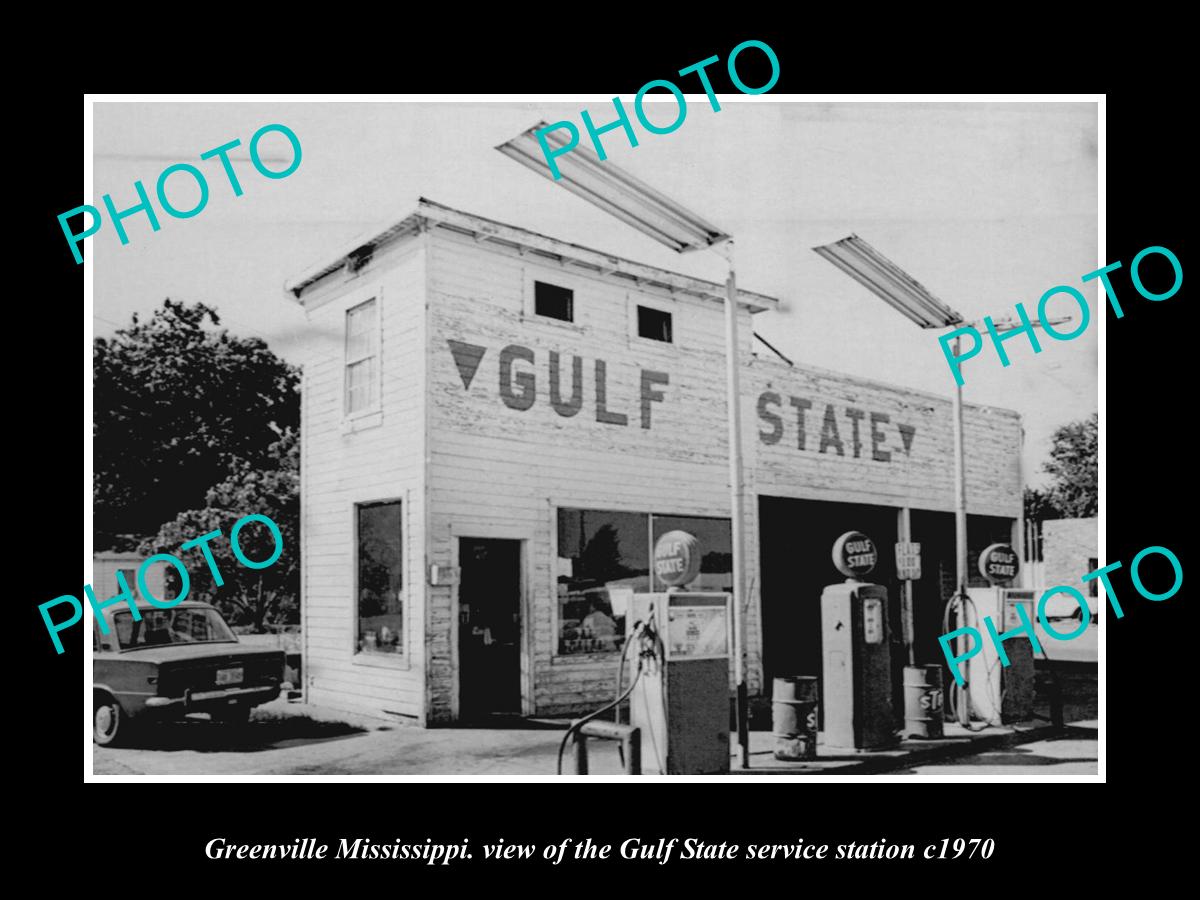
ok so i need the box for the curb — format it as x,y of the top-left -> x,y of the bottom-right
730,720 -> 1084,775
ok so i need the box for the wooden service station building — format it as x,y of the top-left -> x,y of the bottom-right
285,199 -> 1023,726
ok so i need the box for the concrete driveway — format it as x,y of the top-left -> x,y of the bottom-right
92,701 -> 626,777
94,665 -> 1096,777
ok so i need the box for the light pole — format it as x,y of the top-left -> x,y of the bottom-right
813,235 -> 1067,726
497,123 -> 751,767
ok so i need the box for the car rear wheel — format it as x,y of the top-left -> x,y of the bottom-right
93,693 -> 125,746
213,704 -> 252,726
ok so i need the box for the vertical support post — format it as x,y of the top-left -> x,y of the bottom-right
898,506 -> 915,666
722,241 -> 750,769
572,732 -> 588,775
951,335 -> 970,725
625,728 -> 642,775
1015,424 -> 1026,588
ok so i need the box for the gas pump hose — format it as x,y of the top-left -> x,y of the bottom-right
556,620 -> 649,776
941,590 -> 995,732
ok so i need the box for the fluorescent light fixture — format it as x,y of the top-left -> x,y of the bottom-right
813,234 -> 964,329
496,121 -> 731,254
990,315 -> 1072,333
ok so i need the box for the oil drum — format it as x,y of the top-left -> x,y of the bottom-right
903,665 -> 944,738
772,676 -> 819,760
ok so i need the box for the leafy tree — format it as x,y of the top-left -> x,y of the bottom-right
94,299 -> 299,548
1022,486 -> 1061,563
140,429 -> 299,631
1023,486 -> 1061,525
1042,413 -> 1098,517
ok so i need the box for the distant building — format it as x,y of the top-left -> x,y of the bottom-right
285,199 -> 1023,725
1041,517 -> 1099,613
92,551 -> 167,608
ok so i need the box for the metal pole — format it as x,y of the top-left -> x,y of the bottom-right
898,507 -> 915,666
951,335 -> 970,725
722,241 -> 750,769
572,732 -> 588,775
1014,424 -> 1026,587
625,728 -> 642,776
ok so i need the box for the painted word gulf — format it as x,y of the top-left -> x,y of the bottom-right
448,339 -> 669,429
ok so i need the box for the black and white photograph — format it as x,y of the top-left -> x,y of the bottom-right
80,96 -> 1105,781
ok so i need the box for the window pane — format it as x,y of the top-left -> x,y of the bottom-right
556,509 -> 649,655
346,358 -> 376,413
1087,558 -> 1098,598
111,608 -> 236,649
162,566 -> 182,601
117,568 -> 136,594
650,515 -> 732,591
535,281 -> 573,322
358,501 -> 403,654
345,298 -> 377,395
638,305 -> 673,343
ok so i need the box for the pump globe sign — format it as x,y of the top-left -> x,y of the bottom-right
979,543 -> 1020,585
655,530 -> 701,587
833,530 -> 877,579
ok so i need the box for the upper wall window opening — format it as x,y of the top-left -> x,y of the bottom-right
535,281 -> 574,322
345,298 -> 379,415
638,305 -> 673,343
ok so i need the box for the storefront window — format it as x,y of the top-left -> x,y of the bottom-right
556,508 -> 732,656
557,509 -> 647,655
357,501 -> 403,655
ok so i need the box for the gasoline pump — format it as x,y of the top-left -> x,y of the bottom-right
819,530 -> 900,750
963,543 -> 1034,725
627,530 -> 732,774
556,530 -> 732,776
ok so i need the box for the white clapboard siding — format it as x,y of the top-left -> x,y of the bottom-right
296,211 -> 1023,725
297,239 -> 428,723
425,228 -> 760,722
422,227 -> 1021,719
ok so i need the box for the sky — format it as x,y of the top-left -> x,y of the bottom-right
92,99 -> 1098,487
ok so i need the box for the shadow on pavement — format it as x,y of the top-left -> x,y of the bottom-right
110,711 -> 367,753
447,714 -> 568,731
891,751 -> 1098,773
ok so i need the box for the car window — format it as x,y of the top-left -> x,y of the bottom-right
111,608 -> 237,650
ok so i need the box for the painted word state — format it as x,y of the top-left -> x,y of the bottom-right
757,392 -> 917,462
38,513 -> 284,654
58,124 -> 302,265
536,40 -> 780,180
939,544 -> 1183,685
940,245 -> 1183,386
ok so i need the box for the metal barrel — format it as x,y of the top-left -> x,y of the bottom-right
903,665 -> 944,738
772,676 -> 819,760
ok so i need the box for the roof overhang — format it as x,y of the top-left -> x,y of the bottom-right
284,198 -> 779,313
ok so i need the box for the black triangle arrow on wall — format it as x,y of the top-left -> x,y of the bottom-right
898,423 -> 916,455
447,340 -> 487,391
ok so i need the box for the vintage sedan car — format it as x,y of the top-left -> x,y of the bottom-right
93,601 -> 289,746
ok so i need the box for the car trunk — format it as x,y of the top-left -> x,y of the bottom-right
154,648 -> 285,697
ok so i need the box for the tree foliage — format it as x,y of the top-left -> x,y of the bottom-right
1041,413 -> 1098,518
1023,486 -> 1061,525
94,299 -> 299,547
140,429 -> 300,631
